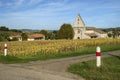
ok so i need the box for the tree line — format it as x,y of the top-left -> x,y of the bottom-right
0,24 -> 74,41
39,24 -> 74,40
102,27 -> 120,38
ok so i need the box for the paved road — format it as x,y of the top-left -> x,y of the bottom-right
0,50 -> 120,80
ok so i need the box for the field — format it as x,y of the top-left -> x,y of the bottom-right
67,55 -> 120,80
0,38 -> 120,63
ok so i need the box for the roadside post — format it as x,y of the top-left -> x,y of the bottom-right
4,43 -> 7,56
96,46 -> 101,67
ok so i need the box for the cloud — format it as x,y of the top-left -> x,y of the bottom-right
0,0 -> 120,29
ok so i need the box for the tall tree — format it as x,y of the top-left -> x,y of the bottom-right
21,33 -> 28,41
57,24 -> 74,39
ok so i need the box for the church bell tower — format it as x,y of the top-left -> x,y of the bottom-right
73,14 -> 86,39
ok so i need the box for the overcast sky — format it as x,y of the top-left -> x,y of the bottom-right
0,0 -> 120,30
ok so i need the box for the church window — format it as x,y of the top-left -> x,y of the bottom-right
78,29 -> 81,33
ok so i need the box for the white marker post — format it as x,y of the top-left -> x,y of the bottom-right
96,46 -> 101,67
4,43 -> 7,56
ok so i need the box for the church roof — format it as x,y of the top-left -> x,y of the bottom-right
86,27 -> 106,34
73,14 -> 85,27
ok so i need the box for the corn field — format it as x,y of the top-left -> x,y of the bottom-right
0,39 -> 120,57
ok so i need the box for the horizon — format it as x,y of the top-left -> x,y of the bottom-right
0,0 -> 120,30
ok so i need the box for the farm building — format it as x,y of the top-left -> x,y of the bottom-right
9,35 -> 22,41
27,33 -> 45,41
73,14 -> 108,39
8,32 -> 22,41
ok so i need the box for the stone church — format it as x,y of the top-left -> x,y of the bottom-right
73,14 -> 108,39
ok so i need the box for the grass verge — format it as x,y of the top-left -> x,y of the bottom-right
0,44 -> 120,64
67,55 -> 120,80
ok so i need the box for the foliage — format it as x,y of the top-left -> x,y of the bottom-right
0,33 -> 9,42
0,26 -> 9,31
21,33 -> 28,41
12,37 -> 18,41
57,24 -> 74,39
68,56 -> 120,80
39,30 -> 48,39
39,30 -> 57,40
107,33 -> 113,37
10,29 -> 22,33
112,28 -> 120,38
103,27 -> 120,38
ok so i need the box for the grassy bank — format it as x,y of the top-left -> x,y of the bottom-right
67,55 -> 120,80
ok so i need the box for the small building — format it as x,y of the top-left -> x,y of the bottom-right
73,14 -> 108,39
9,35 -> 22,41
27,33 -> 45,41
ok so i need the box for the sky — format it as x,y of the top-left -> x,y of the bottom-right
0,0 -> 120,30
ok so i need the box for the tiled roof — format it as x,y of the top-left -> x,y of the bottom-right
28,34 -> 44,38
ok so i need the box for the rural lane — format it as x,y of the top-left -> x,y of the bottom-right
0,50 -> 120,80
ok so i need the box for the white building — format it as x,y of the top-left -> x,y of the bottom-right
73,14 -> 108,39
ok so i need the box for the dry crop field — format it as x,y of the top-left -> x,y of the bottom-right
0,39 -> 120,57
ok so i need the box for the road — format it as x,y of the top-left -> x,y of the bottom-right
0,50 -> 120,80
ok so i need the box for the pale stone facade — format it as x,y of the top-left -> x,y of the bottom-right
73,14 -> 108,39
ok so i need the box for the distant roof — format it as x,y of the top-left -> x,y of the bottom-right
86,27 -> 106,34
28,33 -> 45,38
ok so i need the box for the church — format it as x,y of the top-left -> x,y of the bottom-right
73,14 -> 108,39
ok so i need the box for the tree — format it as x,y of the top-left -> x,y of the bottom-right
21,33 -> 28,41
0,33 -> 9,42
113,29 -> 119,38
53,30 -> 58,39
57,24 -> 74,39
39,30 -> 48,39
108,33 -> 113,38
10,29 -> 22,33
0,26 -> 9,31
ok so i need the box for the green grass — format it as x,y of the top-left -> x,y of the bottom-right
0,44 -> 120,64
67,55 -> 120,80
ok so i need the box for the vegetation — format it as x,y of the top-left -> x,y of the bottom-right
21,33 -> 28,41
39,30 -> 48,39
0,39 -> 120,63
102,27 -> 120,38
68,56 -> 120,80
0,26 -> 22,42
0,33 -> 9,41
39,30 -> 57,40
0,26 -> 9,31
57,24 -> 74,39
